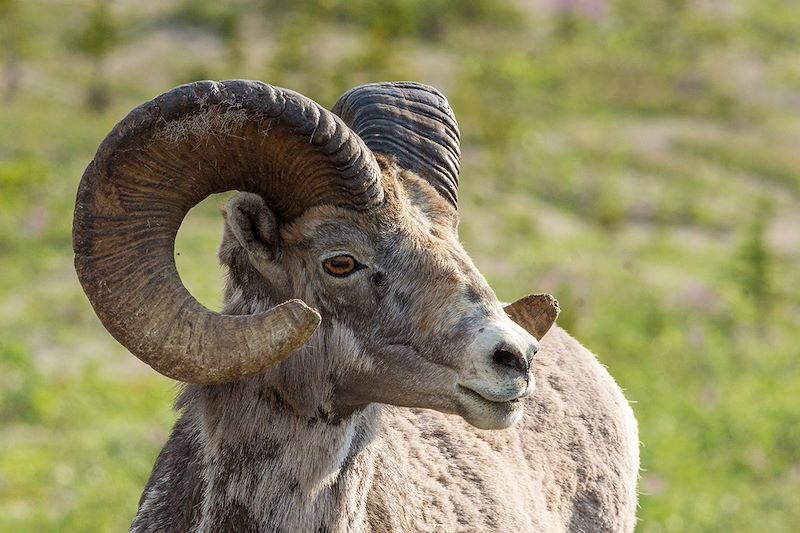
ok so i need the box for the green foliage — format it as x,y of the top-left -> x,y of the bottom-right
1,1 -> 799,531
173,0 -> 244,67
71,0 -> 119,111
0,156 -> 47,193
733,200 -> 773,317
0,0 -> 29,58
260,0 -> 519,41
0,341 -> 42,423
72,0 -> 118,61
743,0 -> 800,50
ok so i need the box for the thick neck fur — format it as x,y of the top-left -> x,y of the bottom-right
179,380 -> 379,533
175,252 -> 381,532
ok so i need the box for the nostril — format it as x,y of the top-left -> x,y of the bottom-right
492,349 -> 527,372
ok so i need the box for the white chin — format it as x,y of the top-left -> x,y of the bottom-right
460,397 -> 525,430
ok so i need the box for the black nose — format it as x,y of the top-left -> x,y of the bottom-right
492,347 -> 528,373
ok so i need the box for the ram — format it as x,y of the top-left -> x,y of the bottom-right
73,80 -> 639,532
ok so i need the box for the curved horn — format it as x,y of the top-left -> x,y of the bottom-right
73,80 -> 383,384
332,82 -> 460,208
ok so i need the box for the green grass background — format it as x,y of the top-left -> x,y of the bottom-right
1,0 -> 799,531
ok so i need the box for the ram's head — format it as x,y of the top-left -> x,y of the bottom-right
74,81 -> 558,430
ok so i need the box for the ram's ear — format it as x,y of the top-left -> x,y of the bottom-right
504,294 -> 560,340
222,192 -> 280,264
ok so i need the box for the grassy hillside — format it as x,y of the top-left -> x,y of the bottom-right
1,0 -> 799,531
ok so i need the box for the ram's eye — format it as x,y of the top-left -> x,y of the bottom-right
323,255 -> 359,277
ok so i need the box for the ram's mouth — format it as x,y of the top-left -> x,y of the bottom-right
458,385 -> 522,404
456,384 -> 533,429
455,384 -> 527,430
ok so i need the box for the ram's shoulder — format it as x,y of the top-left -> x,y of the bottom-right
521,325 -> 640,532
533,326 -> 634,417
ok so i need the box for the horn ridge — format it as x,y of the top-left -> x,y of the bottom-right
332,81 -> 461,208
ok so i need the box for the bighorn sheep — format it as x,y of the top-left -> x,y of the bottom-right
73,80 -> 638,532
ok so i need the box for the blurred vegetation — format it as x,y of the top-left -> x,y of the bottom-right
1,0 -> 799,531
71,0 -> 119,111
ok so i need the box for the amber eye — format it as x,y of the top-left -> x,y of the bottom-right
322,254 -> 360,277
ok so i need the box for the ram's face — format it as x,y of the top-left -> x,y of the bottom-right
254,172 -> 540,430
76,80 -> 556,415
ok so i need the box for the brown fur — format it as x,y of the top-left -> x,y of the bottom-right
132,162 -> 638,532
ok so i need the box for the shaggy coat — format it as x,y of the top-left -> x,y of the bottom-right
131,166 -> 639,532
